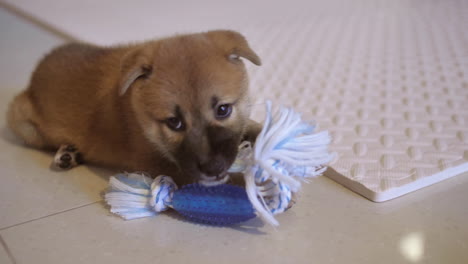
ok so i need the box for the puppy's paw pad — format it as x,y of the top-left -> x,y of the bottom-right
53,145 -> 83,170
60,153 -> 72,162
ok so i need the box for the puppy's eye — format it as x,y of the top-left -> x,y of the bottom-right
165,117 -> 184,131
215,104 -> 233,120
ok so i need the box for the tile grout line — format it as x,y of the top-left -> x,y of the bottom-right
0,235 -> 17,264
0,1 -> 79,42
0,201 -> 102,231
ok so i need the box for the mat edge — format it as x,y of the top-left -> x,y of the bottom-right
324,163 -> 468,202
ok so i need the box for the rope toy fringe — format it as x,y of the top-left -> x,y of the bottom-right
105,102 -> 334,226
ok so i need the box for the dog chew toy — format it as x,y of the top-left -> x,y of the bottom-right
105,101 -> 334,226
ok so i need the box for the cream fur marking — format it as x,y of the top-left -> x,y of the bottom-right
7,92 -> 45,148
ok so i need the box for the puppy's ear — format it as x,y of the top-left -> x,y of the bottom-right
119,46 -> 153,96
206,30 -> 261,66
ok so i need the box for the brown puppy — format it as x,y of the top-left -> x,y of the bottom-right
7,30 -> 262,185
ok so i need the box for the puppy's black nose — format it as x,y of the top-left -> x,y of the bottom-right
199,158 -> 226,176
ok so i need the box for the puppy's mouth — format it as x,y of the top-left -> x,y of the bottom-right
198,172 -> 230,186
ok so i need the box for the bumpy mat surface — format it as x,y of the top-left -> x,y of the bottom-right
244,0 -> 468,201
6,0 -> 468,201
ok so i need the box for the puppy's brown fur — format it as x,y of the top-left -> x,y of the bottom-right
7,30 -> 261,184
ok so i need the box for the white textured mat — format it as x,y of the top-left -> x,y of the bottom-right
244,0 -> 468,202
4,0 -> 468,202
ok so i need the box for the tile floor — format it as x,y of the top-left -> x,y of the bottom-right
1,4 -> 468,264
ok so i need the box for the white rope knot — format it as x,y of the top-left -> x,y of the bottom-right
239,101 -> 334,226
150,175 -> 178,212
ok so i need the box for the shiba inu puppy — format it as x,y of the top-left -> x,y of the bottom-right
7,30 -> 262,185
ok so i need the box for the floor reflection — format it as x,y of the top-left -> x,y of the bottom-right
399,232 -> 424,262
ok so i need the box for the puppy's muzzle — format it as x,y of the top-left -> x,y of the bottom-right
198,156 -> 227,176
197,155 -> 233,186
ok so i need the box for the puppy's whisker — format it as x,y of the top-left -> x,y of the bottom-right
246,101 -> 267,107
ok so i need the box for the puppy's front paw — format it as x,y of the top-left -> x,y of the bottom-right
53,144 -> 83,170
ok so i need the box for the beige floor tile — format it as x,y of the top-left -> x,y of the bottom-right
0,128 -> 110,229
0,91 -> 109,228
1,0 -> 265,45
0,237 -> 14,264
0,7 -> 109,229
2,175 -> 468,264
0,6 -> 65,88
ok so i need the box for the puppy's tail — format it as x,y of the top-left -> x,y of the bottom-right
7,91 -> 47,148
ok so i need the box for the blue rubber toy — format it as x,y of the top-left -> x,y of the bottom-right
105,102 -> 334,226
105,173 -> 256,225
172,184 -> 256,225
